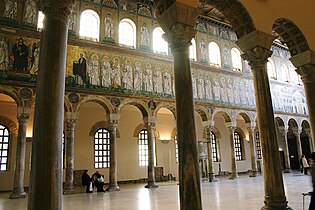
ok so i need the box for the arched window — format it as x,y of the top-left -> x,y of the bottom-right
94,128 -> 110,168
255,132 -> 262,159
174,134 -> 178,163
234,131 -> 243,160
139,129 -> 148,166
267,58 -> 277,79
231,47 -> 242,71
37,11 -> 45,30
79,10 -> 100,42
153,27 -> 168,55
208,42 -> 221,67
282,64 -> 290,82
211,132 -> 218,162
189,38 -> 197,61
0,125 -> 10,171
119,18 -> 136,48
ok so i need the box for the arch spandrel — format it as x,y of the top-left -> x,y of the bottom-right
154,102 -> 176,119
0,87 -> 23,107
118,98 -> 149,118
211,108 -> 232,123
195,106 -> 210,122
75,95 -> 113,115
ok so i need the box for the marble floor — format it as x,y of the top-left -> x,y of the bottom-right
0,172 -> 312,210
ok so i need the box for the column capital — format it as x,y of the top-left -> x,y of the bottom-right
292,128 -> 302,136
202,120 -> 215,129
245,122 -> 256,131
36,0 -> 76,19
65,112 -> 79,128
143,116 -> 156,127
295,64 -> 315,84
236,30 -> 273,68
163,23 -> 197,51
109,113 -> 120,128
156,2 -> 198,51
17,106 -> 31,123
225,122 -> 237,130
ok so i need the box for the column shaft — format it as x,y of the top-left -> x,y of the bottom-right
10,112 -> 29,198
250,58 -> 291,210
145,123 -> 158,188
107,125 -> 120,191
64,121 -> 75,193
248,128 -> 258,177
228,126 -> 237,179
294,131 -> 303,158
173,45 -> 202,210
28,7 -> 70,210
303,81 -> 315,148
205,125 -> 216,182
280,128 -> 291,172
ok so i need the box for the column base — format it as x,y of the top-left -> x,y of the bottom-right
9,189 -> 26,199
208,173 -> 218,182
145,182 -> 159,189
106,185 -> 120,192
229,173 -> 238,180
63,188 -> 76,195
250,171 -> 258,177
261,196 -> 292,210
283,168 -> 292,173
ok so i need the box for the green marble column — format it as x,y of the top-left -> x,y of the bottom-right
28,1 -> 75,210
238,30 -> 292,210
10,107 -> 31,199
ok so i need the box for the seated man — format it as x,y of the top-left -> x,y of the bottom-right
81,170 -> 93,193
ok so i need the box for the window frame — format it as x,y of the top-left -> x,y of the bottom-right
211,131 -> 218,162
255,132 -> 262,160
119,18 -> 136,48
189,38 -> 197,61
79,9 -> 100,42
153,27 -> 169,55
94,128 -> 111,169
231,47 -> 242,72
139,129 -> 149,167
0,124 -> 10,172
208,41 -> 221,67
234,131 -> 243,161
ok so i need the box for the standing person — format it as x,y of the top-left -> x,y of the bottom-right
302,155 -> 310,175
81,170 -> 93,193
308,152 -> 315,210
300,155 -> 304,173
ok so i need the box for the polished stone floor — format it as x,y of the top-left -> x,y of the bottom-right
0,172 -> 312,210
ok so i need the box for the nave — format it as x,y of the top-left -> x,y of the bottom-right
0,173 -> 311,210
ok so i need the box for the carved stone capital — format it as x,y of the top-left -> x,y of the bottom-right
241,47 -> 272,68
246,122 -> 256,132
163,23 -> 197,51
35,0 -> 76,19
65,112 -> 79,128
17,106 -> 31,124
109,113 -> 120,129
225,122 -> 237,131
236,30 -> 273,68
156,2 -> 198,51
295,64 -> 315,84
202,120 -> 215,130
143,116 -> 156,128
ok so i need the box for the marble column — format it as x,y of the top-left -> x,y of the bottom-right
237,30 -> 292,210
10,107 -> 31,199
226,122 -> 238,179
28,1 -> 75,210
202,120 -> 217,182
157,3 -> 201,209
292,128 -> 303,158
305,128 -> 314,152
290,53 -> 315,148
144,116 -> 158,188
279,126 -> 291,172
246,123 -> 258,177
64,112 -> 79,194
107,113 -> 120,191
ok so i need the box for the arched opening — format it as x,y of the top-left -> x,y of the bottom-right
79,10 -> 100,42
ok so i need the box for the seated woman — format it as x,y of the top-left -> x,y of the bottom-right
92,171 -> 105,192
